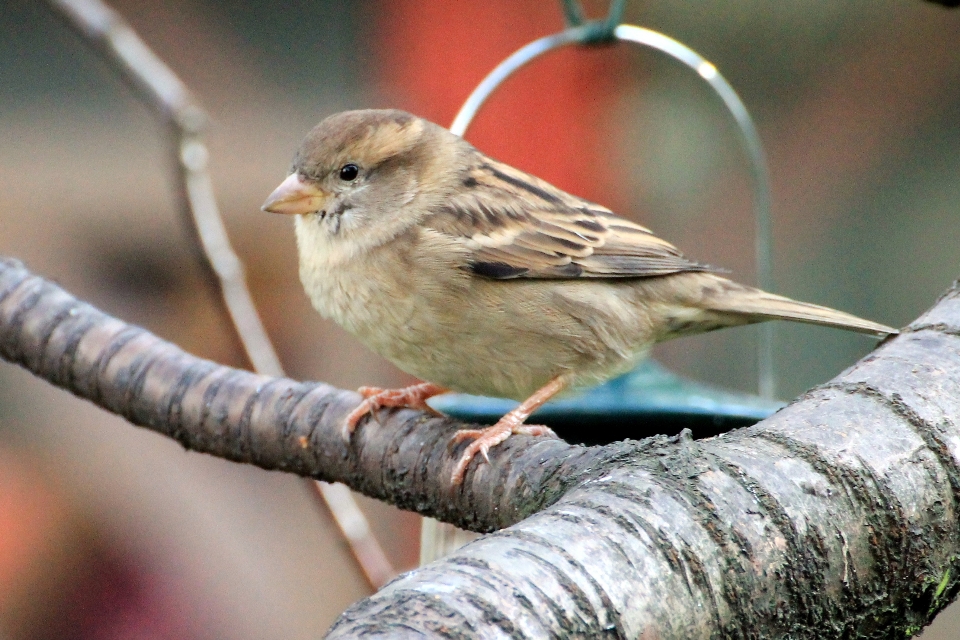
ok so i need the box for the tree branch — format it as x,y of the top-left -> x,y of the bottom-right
0,256 -> 594,531
4,254 -> 960,637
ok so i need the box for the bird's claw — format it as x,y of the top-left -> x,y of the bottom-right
450,422 -> 556,485
342,382 -> 446,440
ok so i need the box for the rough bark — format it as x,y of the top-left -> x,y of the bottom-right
3,254 -> 960,638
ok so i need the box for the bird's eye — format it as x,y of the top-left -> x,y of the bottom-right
339,163 -> 359,181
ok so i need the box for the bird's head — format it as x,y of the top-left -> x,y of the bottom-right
262,109 -> 456,246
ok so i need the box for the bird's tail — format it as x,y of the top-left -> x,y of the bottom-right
701,277 -> 897,337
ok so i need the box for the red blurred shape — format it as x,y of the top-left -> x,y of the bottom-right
375,0 -> 630,211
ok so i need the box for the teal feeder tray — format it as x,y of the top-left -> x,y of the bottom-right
430,360 -> 784,446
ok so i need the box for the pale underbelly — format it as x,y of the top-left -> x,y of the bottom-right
342,279 -> 654,400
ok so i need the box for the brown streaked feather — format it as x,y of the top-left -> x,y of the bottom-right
424,156 -> 712,280
697,275 -> 897,337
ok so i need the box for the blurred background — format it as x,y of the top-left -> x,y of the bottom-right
1,0 -> 959,637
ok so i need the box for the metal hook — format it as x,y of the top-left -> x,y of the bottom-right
559,0 -> 627,44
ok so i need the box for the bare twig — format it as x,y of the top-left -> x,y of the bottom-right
46,0 -> 395,589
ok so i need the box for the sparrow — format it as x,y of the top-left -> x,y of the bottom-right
262,109 -> 897,484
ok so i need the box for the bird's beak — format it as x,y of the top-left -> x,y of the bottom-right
261,173 -> 329,215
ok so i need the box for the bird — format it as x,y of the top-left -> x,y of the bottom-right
262,108 -> 897,485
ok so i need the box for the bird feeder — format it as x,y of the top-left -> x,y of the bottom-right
422,2 -> 782,562
437,14 -> 780,443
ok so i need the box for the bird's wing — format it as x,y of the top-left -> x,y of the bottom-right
423,156 -> 711,279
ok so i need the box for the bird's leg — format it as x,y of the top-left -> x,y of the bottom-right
450,374 -> 569,485
343,382 -> 447,439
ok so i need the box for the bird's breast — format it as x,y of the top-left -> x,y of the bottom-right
295,218 -> 462,371
296,233 -> 414,337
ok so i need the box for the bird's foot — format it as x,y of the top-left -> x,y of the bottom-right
343,382 -> 446,440
450,417 -> 556,485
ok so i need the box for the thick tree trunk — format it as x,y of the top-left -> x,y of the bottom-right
2,254 -> 960,638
